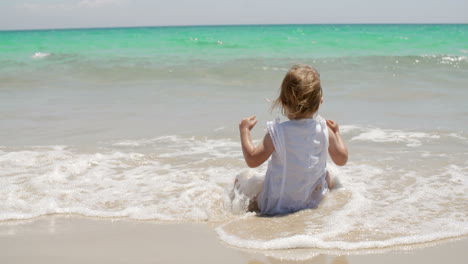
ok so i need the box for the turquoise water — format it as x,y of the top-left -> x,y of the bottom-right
1,24 -> 467,82
0,24 -> 467,252
2,24 -> 467,59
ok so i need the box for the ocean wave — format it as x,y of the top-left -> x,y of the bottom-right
1,53 -> 465,86
216,225 -> 467,251
340,125 -> 468,147
217,161 -> 468,250
0,138 -> 244,222
348,127 -> 440,147
1,131 -> 466,250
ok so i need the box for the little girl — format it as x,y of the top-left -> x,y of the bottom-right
237,64 -> 348,215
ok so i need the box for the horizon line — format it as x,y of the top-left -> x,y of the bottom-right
1,22 -> 467,32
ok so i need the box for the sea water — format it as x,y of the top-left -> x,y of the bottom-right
0,24 -> 467,251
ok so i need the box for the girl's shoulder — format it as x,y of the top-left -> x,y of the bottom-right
268,115 -> 326,133
280,116 -> 328,137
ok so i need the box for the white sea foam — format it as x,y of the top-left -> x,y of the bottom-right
32,52 -> 51,59
217,227 -> 466,251
341,126 -> 441,147
216,161 -> 468,250
260,66 -> 289,71
447,132 -> 467,140
0,137 -> 243,222
441,55 -> 467,63
1,130 -> 467,251
339,125 -> 361,134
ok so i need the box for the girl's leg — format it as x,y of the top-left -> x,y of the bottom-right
325,171 -> 337,190
326,170 -> 343,190
247,197 -> 260,213
230,170 -> 264,212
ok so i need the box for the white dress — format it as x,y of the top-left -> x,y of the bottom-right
257,115 -> 329,215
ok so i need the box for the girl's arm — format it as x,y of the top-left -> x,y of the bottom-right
239,116 -> 275,168
326,119 -> 348,166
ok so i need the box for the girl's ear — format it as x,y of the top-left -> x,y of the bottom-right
321,97 -> 324,104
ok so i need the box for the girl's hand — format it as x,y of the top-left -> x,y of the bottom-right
239,116 -> 258,131
239,115 -> 274,168
327,119 -> 348,166
326,119 -> 340,134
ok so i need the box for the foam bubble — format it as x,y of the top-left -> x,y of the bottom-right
441,55 -> 467,62
344,126 -> 440,147
214,126 -> 225,132
32,52 -> 51,59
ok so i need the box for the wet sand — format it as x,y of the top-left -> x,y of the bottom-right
1,216 -> 467,264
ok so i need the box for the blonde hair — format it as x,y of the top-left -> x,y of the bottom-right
273,64 -> 323,120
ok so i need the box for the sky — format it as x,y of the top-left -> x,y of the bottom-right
0,0 -> 467,30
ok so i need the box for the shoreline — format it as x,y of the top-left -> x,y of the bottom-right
1,215 -> 466,263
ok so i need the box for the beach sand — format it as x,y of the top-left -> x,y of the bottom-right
0,215 -> 466,264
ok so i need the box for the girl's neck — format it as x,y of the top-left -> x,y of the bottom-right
288,112 -> 317,120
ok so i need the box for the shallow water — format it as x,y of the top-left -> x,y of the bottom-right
0,24 -> 467,250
